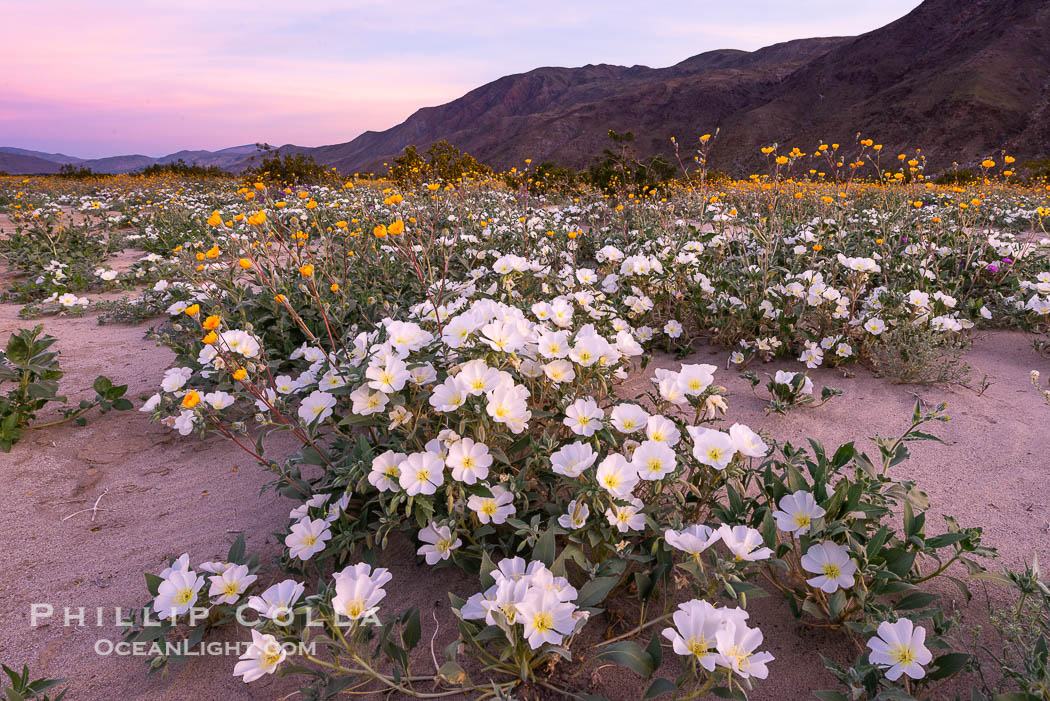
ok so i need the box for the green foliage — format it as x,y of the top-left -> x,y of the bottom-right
56,164 -> 96,179
0,664 -> 67,701
140,159 -> 228,178
585,130 -> 677,195
245,145 -> 332,183
388,141 -> 491,186
0,326 -> 131,451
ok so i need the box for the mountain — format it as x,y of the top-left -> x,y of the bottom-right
290,0 -> 1050,174
0,147 -> 85,165
0,144 -> 267,174
0,153 -> 63,174
4,0 -> 1048,177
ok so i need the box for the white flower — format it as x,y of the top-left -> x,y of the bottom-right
368,450 -> 405,492
609,403 -> 649,433
154,569 -> 205,619
664,320 -> 683,338
428,377 -> 466,412
801,541 -> 857,593
543,359 -> 576,383
285,517 -> 332,560
550,441 -> 598,478
219,329 -> 261,358
515,589 -> 578,649
679,364 -> 716,394
332,563 -> 392,620
645,415 -> 681,446
557,499 -> 590,530
715,619 -> 775,679
446,438 -> 493,484
605,496 -> 645,533
349,385 -> 389,415
417,523 -> 461,565
661,599 -> 724,671
631,440 -> 677,480
203,391 -> 235,410
665,525 -> 721,557
771,490 -> 825,535
208,564 -> 257,605
867,619 -> 933,681
140,393 -> 161,412
233,630 -> 286,683
467,484 -> 516,524
689,427 -> 736,470
398,452 -> 445,496
248,579 -> 305,621
595,454 -> 638,498
298,390 -> 336,424
365,356 -> 409,393
563,397 -> 603,437
728,423 -> 768,457
864,317 -> 887,335
718,525 -> 772,561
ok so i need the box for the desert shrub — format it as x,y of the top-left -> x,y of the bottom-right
0,326 -> 132,451
868,323 -> 973,385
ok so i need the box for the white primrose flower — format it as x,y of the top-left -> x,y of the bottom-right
368,450 -> 405,492
867,619 -> 933,681
563,397 -> 604,437
446,438 -> 493,484
631,439 -> 677,480
233,630 -> 286,683
285,517 -> 332,560
467,484 -> 516,524
771,490 -> 826,535
557,499 -> 590,530
645,414 -> 681,445
208,564 -> 257,605
728,423 -> 769,457
717,525 -> 773,561
715,619 -> 775,679
661,599 -> 726,671
595,454 -> 639,498
679,363 -> 716,394
154,569 -> 206,619
417,523 -> 462,565
515,589 -> 579,649
247,579 -> 305,621
298,390 -> 336,424
609,403 -> 649,433
332,563 -> 392,620
203,391 -> 235,410
398,452 -> 445,496
801,541 -> 858,593
550,441 -> 598,478
349,385 -> 389,415
605,496 -> 646,533
688,427 -> 737,470
665,525 -> 721,557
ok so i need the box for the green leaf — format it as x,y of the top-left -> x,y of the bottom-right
596,641 -> 654,679
893,592 -> 939,610
925,652 -> 969,681
532,527 -> 555,568
576,575 -> 620,608
402,608 -> 421,650
643,678 -> 676,699
812,692 -> 849,701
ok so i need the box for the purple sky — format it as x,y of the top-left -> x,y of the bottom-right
0,0 -> 922,158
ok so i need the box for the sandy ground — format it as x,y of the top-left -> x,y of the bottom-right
0,260 -> 1047,699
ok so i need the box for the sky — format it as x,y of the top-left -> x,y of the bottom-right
1,0 -> 923,158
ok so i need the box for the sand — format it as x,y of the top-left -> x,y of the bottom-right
0,282 -> 1047,699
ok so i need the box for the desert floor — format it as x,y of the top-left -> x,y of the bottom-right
1,262 -> 1048,699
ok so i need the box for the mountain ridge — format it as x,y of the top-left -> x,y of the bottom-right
3,0 -> 1048,177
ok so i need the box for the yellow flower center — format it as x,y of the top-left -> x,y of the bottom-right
793,514 -> 811,528
822,563 -> 841,579
173,587 -> 194,607
532,611 -> 553,633
890,644 -> 916,665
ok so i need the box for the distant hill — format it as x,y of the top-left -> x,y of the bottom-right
4,0 -> 1049,177
286,0 -> 1050,174
0,144 -> 267,175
